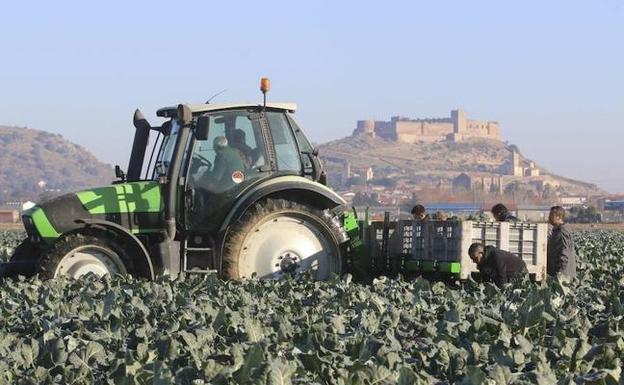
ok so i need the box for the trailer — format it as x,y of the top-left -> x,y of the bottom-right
349,210 -> 548,282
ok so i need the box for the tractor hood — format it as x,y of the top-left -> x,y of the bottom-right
22,181 -> 164,242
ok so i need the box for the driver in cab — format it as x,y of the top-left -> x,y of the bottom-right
195,136 -> 246,192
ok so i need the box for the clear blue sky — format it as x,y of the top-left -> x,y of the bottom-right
1,0 -> 622,192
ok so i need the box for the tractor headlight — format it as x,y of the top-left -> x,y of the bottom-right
22,201 -> 36,211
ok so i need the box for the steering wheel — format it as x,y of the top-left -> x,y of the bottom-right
189,154 -> 212,179
193,154 -> 212,169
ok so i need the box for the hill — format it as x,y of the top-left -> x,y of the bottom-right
318,135 -> 602,198
0,126 -> 113,201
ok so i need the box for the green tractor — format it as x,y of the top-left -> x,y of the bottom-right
3,80 -> 353,281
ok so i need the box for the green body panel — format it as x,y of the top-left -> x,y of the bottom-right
343,211 -> 366,268
343,211 -> 359,233
30,207 -> 61,240
76,181 -> 162,214
437,262 -> 461,273
22,181 -> 164,243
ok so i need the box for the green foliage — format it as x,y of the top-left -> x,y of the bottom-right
0,230 -> 25,262
1,230 -> 624,383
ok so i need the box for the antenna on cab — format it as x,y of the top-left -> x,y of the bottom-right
205,89 -> 227,104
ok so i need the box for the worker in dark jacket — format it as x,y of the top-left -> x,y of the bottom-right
468,243 -> 528,287
491,203 -> 519,222
547,206 -> 577,279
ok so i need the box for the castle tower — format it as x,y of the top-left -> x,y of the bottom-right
511,150 -> 523,176
527,161 -> 540,176
451,109 -> 467,133
353,120 -> 376,137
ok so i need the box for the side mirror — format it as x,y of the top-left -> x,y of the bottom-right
312,147 -> 319,156
195,116 -> 210,140
160,120 -> 171,136
177,104 -> 193,126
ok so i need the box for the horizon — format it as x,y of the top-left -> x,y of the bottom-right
0,1 -> 622,193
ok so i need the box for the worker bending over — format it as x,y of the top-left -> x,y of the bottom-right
468,243 -> 528,287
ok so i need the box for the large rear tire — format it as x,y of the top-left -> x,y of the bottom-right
38,233 -> 129,279
222,199 -> 346,280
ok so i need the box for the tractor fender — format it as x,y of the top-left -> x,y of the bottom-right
219,175 -> 346,233
75,218 -> 155,279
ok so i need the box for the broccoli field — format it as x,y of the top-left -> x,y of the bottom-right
1,230 -> 624,384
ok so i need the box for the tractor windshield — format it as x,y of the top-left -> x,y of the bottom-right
153,119 -> 180,178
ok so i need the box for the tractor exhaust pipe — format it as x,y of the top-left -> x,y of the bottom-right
163,104 -> 193,240
127,109 -> 152,182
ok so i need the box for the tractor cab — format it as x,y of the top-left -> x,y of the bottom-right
138,102 -> 324,232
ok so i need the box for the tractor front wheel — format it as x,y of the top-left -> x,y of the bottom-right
222,199 -> 346,280
39,233 -> 129,279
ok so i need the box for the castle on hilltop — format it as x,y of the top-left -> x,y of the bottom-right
353,109 -> 501,143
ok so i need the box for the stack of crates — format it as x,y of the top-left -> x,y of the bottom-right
389,220 -> 547,281
398,220 -> 462,274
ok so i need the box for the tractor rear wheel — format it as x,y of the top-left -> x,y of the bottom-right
222,199 -> 346,280
38,233 -> 129,279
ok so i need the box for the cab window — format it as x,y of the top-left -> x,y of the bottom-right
288,115 -> 315,171
186,109 -> 269,231
266,112 -> 301,172
188,110 -> 267,194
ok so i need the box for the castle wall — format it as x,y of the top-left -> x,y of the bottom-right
353,109 -> 501,143
464,120 -> 500,139
375,121 -> 397,140
394,121 -> 453,143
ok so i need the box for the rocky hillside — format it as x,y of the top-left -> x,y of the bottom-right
321,136 -> 513,174
319,135 -> 602,196
0,126 -> 113,201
